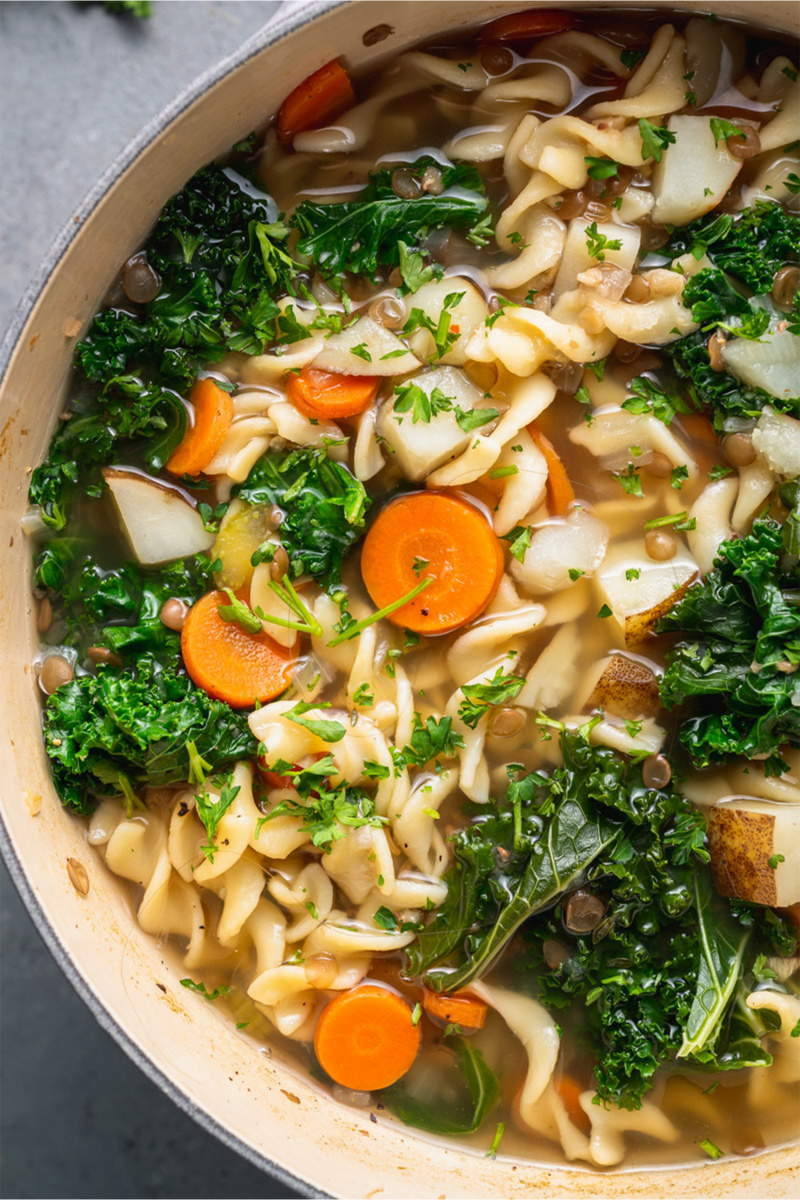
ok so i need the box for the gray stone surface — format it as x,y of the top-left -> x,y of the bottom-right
0,2 -> 305,1196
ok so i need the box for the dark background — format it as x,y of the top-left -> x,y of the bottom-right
0,3 -> 306,1197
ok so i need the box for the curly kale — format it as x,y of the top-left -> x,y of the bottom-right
661,201 -> 800,430
31,164 -> 301,529
235,445 -> 371,590
406,723 -> 786,1110
35,546 -> 217,662
657,517 -> 800,774
44,659 -> 257,816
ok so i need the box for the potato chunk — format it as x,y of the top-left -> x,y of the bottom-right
707,799 -> 800,907
594,541 -> 698,646
584,654 -> 661,720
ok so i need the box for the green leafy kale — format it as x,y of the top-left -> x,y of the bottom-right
663,202 -> 799,292
235,445 -> 370,589
657,517 -> 800,775
404,723 -> 782,1109
382,1036 -> 499,1136
44,659 -> 257,816
31,164 -> 301,529
291,157 -> 490,280
35,548 -> 216,662
661,202 -> 800,429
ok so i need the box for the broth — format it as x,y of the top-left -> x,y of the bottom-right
29,6 -> 800,1173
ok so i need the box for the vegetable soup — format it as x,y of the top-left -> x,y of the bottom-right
27,6 -> 800,1171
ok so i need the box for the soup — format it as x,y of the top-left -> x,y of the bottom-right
27,6 -> 800,1171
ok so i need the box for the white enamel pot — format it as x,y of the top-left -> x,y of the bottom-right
1,2 -> 799,1195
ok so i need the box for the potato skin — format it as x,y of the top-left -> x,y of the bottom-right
624,574 -> 696,646
707,807 -> 778,906
587,654 -> 661,720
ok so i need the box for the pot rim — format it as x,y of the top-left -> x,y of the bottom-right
2,2 -> 798,1194
0,2 -> 344,1194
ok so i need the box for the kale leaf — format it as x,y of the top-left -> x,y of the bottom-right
31,165 -> 301,529
657,517 -> 800,774
403,723 -> 781,1110
28,378 -> 187,530
662,202 -> 799,293
291,157 -> 490,280
661,201 -> 800,430
35,547 -> 216,662
44,658 -> 257,816
381,1036 -> 499,1136
235,445 -> 371,589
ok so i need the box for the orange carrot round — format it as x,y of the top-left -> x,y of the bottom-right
181,591 -> 295,709
166,377 -> 232,477
480,9 -> 577,43
314,985 -> 420,1091
286,367 -> 380,421
529,425 -> 576,516
554,1074 -> 591,1134
360,492 -> 503,635
277,60 -> 355,145
422,989 -> 488,1030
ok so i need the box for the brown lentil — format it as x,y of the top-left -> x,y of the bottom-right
707,329 -> 728,373
39,655 -> 73,695
723,432 -> 756,467
565,889 -> 606,933
121,254 -> 161,304
87,646 -> 123,668
772,265 -> 800,312
481,44 -> 514,75
645,528 -> 678,561
543,938 -> 571,968
37,597 -> 52,634
159,597 -> 189,631
727,126 -> 761,160
391,168 -> 422,200
642,754 -> 672,789
490,707 -> 526,737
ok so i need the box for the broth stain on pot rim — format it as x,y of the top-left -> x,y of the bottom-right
1,0 -> 800,1195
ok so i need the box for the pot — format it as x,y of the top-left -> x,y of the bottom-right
1,2 -> 799,1196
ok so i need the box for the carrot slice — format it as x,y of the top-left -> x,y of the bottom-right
530,425 -> 576,516
277,60 -> 355,145
360,492 -> 503,635
422,989 -> 488,1030
181,591 -> 295,709
166,377 -> 232,477
554,1074 -> 591,1134
481,9 -> 577,43
314,985 -> 420,1091
286,368 -> 380,421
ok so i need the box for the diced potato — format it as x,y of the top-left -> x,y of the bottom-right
707,799 -> 800,907
401,277 -> 489,366
213,498 -> 274,589
724,328 -> 800,405
311,315 -> 420,376
376,365 -> 493,482
595,541 -> 699,646
103,468 -> 214,565
511,508 -> 610,594
651,115 -> 742,226
553,218 -> 640,298
584,653 -> 661,720
752,407 -> 800,479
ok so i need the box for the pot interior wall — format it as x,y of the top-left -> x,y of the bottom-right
1,1 -> 799,1195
